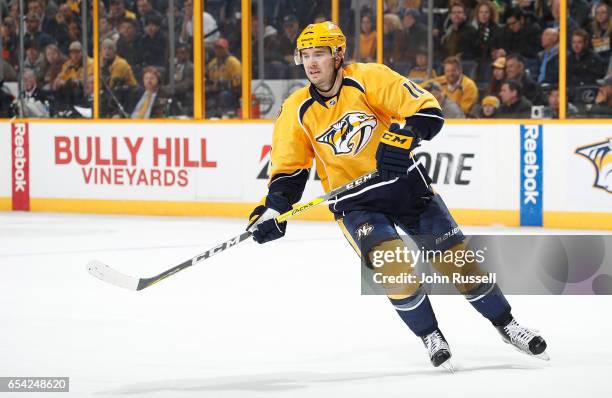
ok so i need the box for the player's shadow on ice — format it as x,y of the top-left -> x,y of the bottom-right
96,365 -> 541,395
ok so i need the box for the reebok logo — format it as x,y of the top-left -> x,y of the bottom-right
11,123 -> 30,211
520,125 -> 543,226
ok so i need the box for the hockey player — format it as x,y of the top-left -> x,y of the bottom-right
247,21 -> 548,369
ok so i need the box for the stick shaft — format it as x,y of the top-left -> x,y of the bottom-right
93,171 -> 379,290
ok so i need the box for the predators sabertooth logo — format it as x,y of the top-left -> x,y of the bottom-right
316,112 -> 377,156
356,223 -> 374,240
576,139 -> 612,193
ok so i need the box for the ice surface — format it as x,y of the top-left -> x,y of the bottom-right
1,212 -> 610,397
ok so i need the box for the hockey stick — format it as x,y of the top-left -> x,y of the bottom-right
87,170 -> 379,291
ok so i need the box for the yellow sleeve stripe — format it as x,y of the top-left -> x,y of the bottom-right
380,131 -> 414,149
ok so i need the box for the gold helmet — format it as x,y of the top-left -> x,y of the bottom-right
294,21 -> 346,65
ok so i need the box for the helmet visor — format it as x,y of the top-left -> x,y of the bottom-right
294,47 -> 334,65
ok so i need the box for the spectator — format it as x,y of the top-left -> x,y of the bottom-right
53,41 -> 93,92
6,0 -> 18,21
100,16 -> 120,44
51,3 -> 74,52
486,56 -> 506,96
101,38 -> 137,89
473,0 -> 501,80
136,0 -> 163,31
313,13 -> 327,24
116,18 -> 140,67
590,74 -> 612,117
544,85 -> 578,118
505,53 -> 541,104
27,0 -> 63,40
589,3 -> 611,61
24,40 -> 45,82
0,56 -> 17,82
109,0 -> 136,30
128,66 -> 169,118
24,13 -> 55,51
470,95 -> 500,118
536,28 -> 559,85
424,81 -> 465,118
53,41 -> 93,111
2,16 -> 19,68
277,14 -> 300,66
251,14 -> 283,79
568,29 -> 607,86
496,7 -> 541,60
40,43 -> 66,91
569,0 -> 591,29
203,11 -> 221,49
0,80 -> 16,117
550,0 -> 578,39
206,37 -> 242,118
137,13 -> 167,68
75,75 -> 95,115
178,0 -> 220,50
513,0 -> 545,28
357,13 -> 376,62
440,3 -> 478,60
217,4 -> 242,56
161,43 -> 194,113
432,56 -> 479,115
408,47 -> 437,83
383,13 -> 402,64
19,68 -> 49,117
497,80 -> 533,118
56,2 -> 78,26
391,8 -> 428,65
66,20 -> 82,49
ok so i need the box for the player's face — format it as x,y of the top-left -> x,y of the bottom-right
301,47 -> 335,88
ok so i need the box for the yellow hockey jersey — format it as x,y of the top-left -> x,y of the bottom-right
268,62 -> 444,216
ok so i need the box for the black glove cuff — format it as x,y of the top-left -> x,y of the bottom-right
265,192 -> 293,214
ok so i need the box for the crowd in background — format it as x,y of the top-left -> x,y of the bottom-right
0,0 -> 610,118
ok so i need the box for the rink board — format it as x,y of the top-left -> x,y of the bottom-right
0,122 -> 12,210
0,120 -> 610,229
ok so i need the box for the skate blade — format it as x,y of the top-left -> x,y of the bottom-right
504,339 -> 550,361
440,359 -> 455,373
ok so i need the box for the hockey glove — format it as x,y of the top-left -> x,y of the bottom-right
247,193 -> 293,244
375,123 -> 420,181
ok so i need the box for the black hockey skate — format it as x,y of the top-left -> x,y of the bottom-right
422,329 -> 454,371
496,317 -> 549,361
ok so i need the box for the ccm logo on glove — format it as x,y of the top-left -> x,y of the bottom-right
380,131 -> 414,149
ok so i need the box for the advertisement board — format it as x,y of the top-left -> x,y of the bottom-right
0,122 -> 11,208
0,121 -> 609,228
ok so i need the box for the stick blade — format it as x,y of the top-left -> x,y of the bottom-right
87,260 -> 140,291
